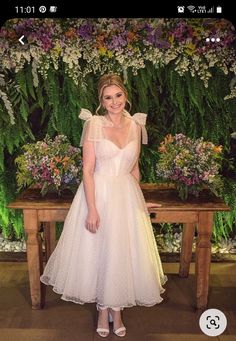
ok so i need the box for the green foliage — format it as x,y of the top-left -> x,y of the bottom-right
0,170 -> 23,240
213,178 -> 236,242
140,146 -> 159,183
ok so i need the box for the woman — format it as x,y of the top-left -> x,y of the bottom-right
40,74 -> 167,338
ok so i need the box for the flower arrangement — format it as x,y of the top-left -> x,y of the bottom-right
1,18 -> 235,87
1,18 -> 235,126
15,135 -> 82,196
156,133 -> 224,200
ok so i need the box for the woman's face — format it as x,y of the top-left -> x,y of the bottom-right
102,85 -> 126,115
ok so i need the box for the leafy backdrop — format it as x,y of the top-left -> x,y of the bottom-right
0,18 -> 236,241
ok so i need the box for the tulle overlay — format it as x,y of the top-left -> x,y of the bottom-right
40,112 -> 167,309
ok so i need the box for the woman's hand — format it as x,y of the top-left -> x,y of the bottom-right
146,202 -> 162,209
85,208 -> 100,233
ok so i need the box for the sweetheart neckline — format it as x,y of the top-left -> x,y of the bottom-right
103,139 -> 135,150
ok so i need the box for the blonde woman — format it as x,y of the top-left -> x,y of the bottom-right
40,74 -> 167,338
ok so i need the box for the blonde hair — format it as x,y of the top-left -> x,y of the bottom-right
95,74 -> 131,115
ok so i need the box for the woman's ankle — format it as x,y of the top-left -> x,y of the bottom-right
97,304 -> 108,311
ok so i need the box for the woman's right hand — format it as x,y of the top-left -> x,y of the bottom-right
85,208 -> 100,233
146,202 -> 162,209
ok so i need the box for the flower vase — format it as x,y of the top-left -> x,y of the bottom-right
175,183 -> 201,201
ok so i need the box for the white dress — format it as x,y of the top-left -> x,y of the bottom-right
40,109 -> 167,309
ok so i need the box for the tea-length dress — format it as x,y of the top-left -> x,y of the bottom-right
40,109 -> 167,309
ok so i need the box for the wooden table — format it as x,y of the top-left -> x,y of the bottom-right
8,185 -> 230,310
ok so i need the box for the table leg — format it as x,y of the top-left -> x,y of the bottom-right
179,223 -> 195,277
24,209 -> 45,309
43,222 -> 56,261
195,211 -> 213,309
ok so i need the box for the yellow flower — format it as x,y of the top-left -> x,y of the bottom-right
99,47 -> 107,56
169,35 -> 174,44
184,42 -> 196,56
62,156 -> 70,166
159,145 -> 167,153
51,44 -> 62,56
107,50 -> 113,58
165,134 -> 174,144
214,146 -> 222,153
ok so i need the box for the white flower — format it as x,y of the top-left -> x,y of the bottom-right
0,89 -> 15,125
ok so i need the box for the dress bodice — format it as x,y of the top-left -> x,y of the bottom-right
79,109 -> 148,177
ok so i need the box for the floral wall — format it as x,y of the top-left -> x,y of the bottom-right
0,18 -> 236,240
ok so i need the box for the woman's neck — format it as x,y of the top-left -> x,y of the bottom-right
106,113 -> 125,128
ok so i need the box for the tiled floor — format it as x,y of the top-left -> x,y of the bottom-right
0,262 -> 235,340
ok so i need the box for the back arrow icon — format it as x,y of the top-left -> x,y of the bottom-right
19,35 -> 25,45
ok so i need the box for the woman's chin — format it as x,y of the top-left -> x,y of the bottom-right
108,108 -> 124,115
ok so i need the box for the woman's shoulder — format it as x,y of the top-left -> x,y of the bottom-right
130,112 -> 148,144
79,109 -> 102,126
79,112 -> 103,146
131,113 -> 147,126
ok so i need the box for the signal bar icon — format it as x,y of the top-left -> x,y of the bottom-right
208,7 -> 214,13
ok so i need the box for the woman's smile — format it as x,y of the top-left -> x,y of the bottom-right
102,85 -> 126,115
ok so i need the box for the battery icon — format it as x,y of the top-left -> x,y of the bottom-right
216,6 -> 222,13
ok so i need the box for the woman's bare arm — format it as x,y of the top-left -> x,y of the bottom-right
131,124 -> 141,182
82,140 -> 100,233
130,159 -> 140,182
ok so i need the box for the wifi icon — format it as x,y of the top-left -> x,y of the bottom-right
187,5 -> 196,13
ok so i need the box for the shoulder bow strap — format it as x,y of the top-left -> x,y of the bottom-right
79,108 -> 103,146
132,113 -> 148,144
79,108 -> 93,121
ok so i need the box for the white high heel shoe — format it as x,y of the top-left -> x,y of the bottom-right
109,308 -> 126,337
96,304 -> 110,338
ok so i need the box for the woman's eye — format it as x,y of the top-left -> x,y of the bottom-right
104,93 -> 123,100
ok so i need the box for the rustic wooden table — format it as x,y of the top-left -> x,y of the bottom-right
8,185 -> 230,310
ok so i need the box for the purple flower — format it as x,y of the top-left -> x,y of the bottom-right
107,33 -> 128,50
145,25 -> 170,49
63,173 -> 74,184
77,23 -> 94,40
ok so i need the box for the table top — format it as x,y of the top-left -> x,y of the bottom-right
8,184 -> 230,212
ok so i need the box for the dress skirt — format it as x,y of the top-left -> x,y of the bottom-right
40,172 -> 167,309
